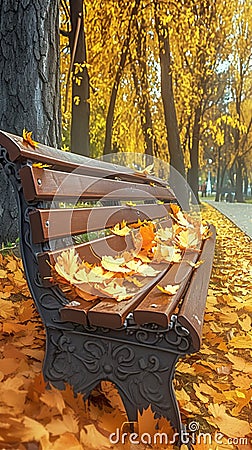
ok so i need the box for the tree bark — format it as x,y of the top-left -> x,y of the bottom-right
154,9 -> 185,180
188,106 -> 201,204
215,146 -> 221,202
103,0 -> 141,156
130,18 -> 158,158
154,6 -> 188,208
0,0 -> 61,243
235,156 -> 244,202
69,0 -> 90,156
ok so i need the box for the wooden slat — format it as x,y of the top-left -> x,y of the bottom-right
38,218 -> 172,283
62,220 -> 173,328
61,262 -> 169,328
30,204 -> 171,243
60,298 -> 99,326
20,166 -> 175,202
0,131 -> 171,189
38,233 -> 134,285
133,249 -> 200,328
178,225 -> 216,352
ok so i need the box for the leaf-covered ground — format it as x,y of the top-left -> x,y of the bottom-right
0,203 -> 251,450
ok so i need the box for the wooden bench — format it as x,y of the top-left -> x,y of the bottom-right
0,131 -> 216,442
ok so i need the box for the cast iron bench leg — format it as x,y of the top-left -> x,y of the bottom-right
43,324 -> 187,445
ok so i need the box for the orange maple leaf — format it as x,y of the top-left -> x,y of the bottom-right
139,222 -> 155,252
22,128 -> 39,149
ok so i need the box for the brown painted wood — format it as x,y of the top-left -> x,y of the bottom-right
30,204 -> 171,243
133,249 -> 200,328
20,165 -> 175,203
0,131 -> 172,189
38,218 -> 172,285
178,225 -> 216,352
60,298 -> 99,325
38,233 -> 135,286
86,262 -> 169,328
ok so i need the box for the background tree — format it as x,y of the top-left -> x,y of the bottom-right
228,0 -> 252,201
0,0 -> 61,243
171,0 -> 236,203
61,0 -> 90,156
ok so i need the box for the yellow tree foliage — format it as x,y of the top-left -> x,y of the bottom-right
59,0 -> 252,188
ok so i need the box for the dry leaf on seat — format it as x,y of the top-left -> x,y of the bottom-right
157,284 -> 180,295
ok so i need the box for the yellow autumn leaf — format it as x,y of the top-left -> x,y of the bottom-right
40,386 -> 65,415
185,259 -> 205,268
54,248 -> 80,283
155,226 -> 173,241
21,416 -> 49,442
153,243 -> 181,263
157,284 -> 180,295
136,252 -> 152,263
236,390 -> 246,398
125,201 -> 137,206
226,352 -> 252,373
134,163 -> 154,176
32,162 -> 52,169
46,410 -> 79,435
175,210 -> 192,228
111,221 -> 131,236
208,403 -> 251,437
193,383 -> 209,403
95,281 -> 133,302
136,263 -> 161,277
229,335 -> 252,349
0,269 -> 7,278
125,259 -> 142,271
89,266 -> 115,282
175,229 -> 200,249
51,433 -> 83,450
125,276 -> 144,287
238,315 -> 251,332
80,425 -> 112,449
0,299 -> 16,318
72,267 -> 89,283
73,96 -> 80,105
75,266 -> 114,284
176,388 -> 190,404
100,255 -> 131,273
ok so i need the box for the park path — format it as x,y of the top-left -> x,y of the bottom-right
203,199 -> 252,240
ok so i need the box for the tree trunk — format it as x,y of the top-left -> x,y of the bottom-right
215,146 -> 221,202
131,59 -> 157,158
0,0 -> 61,243
235,157 -> 244,202
69,0 -> 90,156
154,9 -> 185,180
130,18 -> 158,158
154,6 -> 188,209
103,0 -> 141,156
188,106 -> 201,204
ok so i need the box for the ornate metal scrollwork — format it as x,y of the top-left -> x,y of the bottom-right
45,327 -> 181,427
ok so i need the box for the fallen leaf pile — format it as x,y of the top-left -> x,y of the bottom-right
0,203 -> 251,449
52,204 -> 211,302
175,203 -> 252,447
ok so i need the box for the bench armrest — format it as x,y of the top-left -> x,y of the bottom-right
178,225 -> 216,352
